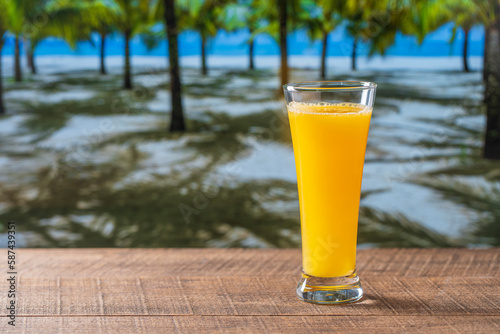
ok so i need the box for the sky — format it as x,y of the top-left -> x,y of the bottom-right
1,23 -> 485,58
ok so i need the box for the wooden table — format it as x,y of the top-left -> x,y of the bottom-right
2,248 -> 499,333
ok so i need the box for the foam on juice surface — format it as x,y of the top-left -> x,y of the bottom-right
287,101 -> 371,116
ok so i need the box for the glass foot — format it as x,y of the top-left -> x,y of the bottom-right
296,270 -> 363,304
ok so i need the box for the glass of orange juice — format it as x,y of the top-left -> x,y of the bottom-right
283,81 -> 376,304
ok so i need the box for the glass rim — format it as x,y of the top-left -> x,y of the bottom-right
283,81 -> 377,92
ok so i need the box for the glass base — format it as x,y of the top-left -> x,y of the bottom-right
296,270 -> 363,304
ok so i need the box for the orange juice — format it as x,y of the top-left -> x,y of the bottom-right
288,102 -> 372,278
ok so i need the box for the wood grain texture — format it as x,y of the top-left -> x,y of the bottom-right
12,316 -> 500,334
14,248 -> 500,278
1,248 -> 499,333
12,277 -> 500,316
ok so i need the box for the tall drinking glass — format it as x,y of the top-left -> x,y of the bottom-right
283,81 -> 376,304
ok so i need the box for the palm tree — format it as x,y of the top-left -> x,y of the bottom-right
341,0 -> 434,72
43,0 -> 118,75
21,0 -> 97,76
484,25 -> 490,81
445,0 -> 482,72
340,0 -> 394,71
448,0 -> 500,158
253,0 -> 300,87
331,0 -> 372,71
79,0 -> 117,75
479,0 -> 500,159
177,0 -> 235,76
111,0 -> 156,89
301,1 -> 342,79
24,11 -> 59,75
278,0 -> 288,85
26,39 -> 34,74
4,0 -> 67,78
152,0 -> 188,131
26,37 -> 40,74
431,0 -> 500,158
5,1 -> 26,82
8,0 -> 65,79
244,1 -> 260,70
469,0 -> 496,81
344,12 -> 362,71
14,34 -> 23,81
221,1 -> 256,69
163,0 -> 186,131
400,0 -> 449,41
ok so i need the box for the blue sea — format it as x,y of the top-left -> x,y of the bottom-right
0,23 -> 484,58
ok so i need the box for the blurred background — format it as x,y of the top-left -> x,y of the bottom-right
0,0 -> 499,248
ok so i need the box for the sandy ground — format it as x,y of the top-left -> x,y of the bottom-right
0,55 -> 498,248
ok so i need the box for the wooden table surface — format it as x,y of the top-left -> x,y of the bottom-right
2,248 -> 499,333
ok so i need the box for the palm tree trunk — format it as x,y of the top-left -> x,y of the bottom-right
249,38 -> 254,70
29,51 -> 36,74
124,29 -> 132,89
278,0 -> 288,87
320,31 -> 328,79
164,0 -> 186,132
483,25 -> 490,82
463,27 -> 470,73
483,4 -> 500,159
201,33 -> 207,75
100,31 -> 107,75
26,39 -> 35,74
0,42 -> 4,115
351,37 -> 357,71
14,35 -> 22,82
29,41 -> 37,75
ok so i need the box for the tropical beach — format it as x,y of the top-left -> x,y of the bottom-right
0,54 -> 496,249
